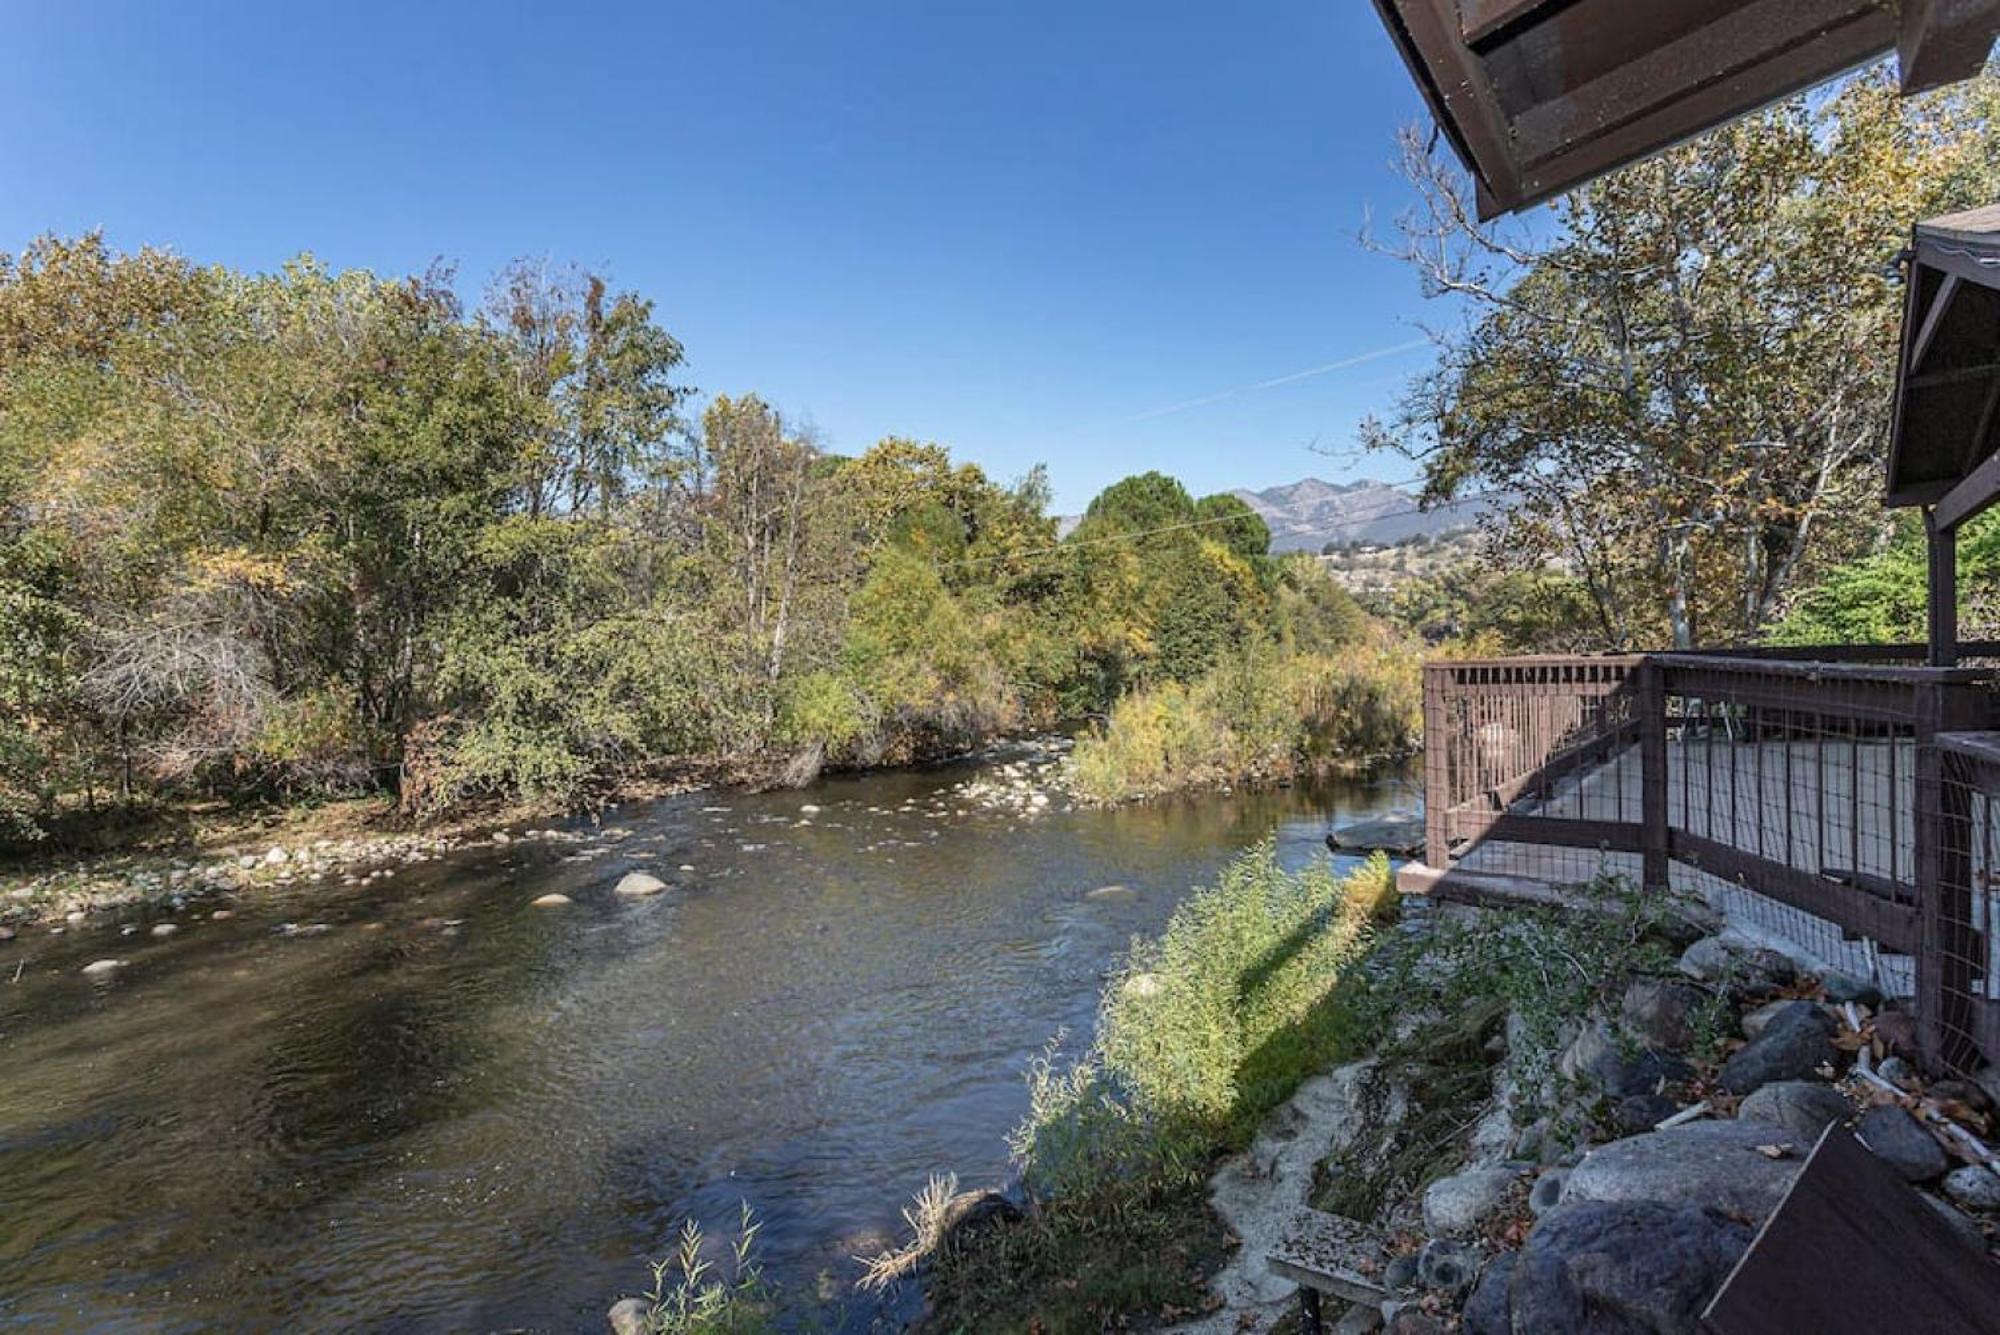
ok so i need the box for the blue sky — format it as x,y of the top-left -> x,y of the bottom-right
1,2 -> 1459,512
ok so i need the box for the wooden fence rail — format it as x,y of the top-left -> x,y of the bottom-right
1420,648 -> 2000,1078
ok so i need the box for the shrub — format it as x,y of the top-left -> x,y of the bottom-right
928,847 -> 1394,1331
1013,846 -> 1394,1189
1068,637 -> 1420,803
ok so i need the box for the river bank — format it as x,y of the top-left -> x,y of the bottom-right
921,865 -> 2000,1333
0,737 -> 1095,933
0,746 -> 1402,1329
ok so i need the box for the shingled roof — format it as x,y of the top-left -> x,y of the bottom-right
1371,0 -> 2000,218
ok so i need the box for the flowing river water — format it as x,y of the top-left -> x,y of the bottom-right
0,743 -> 1415,1331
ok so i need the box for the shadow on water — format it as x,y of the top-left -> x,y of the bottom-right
0,751 -> 1414,1330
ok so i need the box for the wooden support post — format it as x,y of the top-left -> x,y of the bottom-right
1423,664 -> 1449,871
1915,679 -> 1982,1074
1297,1286 -> 1322,1335
1640,658 -> 1670,893
1927,508 -> 1958,668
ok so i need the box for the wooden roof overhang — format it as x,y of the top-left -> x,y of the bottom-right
1886,206 -> 2000,665
1371,0 -> 2000,219
1887,205 -> 2000,531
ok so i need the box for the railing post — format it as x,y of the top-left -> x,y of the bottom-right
1915,678 -> 1981,1074
1423,663 -> 1449,870
1639,658 -> 1670,893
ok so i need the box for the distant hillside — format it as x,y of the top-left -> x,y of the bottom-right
1231,477 -> 1487,552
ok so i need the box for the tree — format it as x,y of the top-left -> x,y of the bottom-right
484,259 -> 693,519
1194,493 -> 1270,563
1368,65 -> 2000,648
700,394 -> 851,741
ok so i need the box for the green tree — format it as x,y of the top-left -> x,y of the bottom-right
1369,65 -> 2000,648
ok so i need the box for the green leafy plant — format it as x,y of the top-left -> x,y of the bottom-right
642,1203 -> 773,1335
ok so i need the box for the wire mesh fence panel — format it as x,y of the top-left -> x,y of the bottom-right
1422,656 -> 1643,882
1936,736 -> 2000,1079
1419,648 -> 2000,1077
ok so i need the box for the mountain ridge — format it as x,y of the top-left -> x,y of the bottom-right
1230,476 -> 1486,552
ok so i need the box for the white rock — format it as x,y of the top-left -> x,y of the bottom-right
150,923 -> 179,938
264,847 -> 287,865
531,893 -> 572,908
1423,1166 -> 1520,1235
614,872 -> 668,898
80,958 -> 125,978
800,804 -> 822,815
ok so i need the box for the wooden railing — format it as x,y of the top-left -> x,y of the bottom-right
1420,646 -> 2000,1077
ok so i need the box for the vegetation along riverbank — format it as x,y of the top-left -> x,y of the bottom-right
0,238 -> 1419,878
903,844 -> 1396,1331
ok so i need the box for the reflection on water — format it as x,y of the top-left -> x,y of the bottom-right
0,748 -> 1416,1330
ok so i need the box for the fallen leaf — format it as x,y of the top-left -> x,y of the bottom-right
1755,1143 -> 1795,1159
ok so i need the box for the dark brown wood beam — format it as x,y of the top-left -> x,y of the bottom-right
1503,8 -> 1895,211
1909,273 -> 1962,374
1886,477 -> 1957,509
1511,0 -> 1890,172
1374,0 -> 1528,217
1458,0 -> 1559,48
1898,0 -> 2000,94
1933,443 -> 2000,532
1910,360 -> 2000,390
1928,505 -> 1961,666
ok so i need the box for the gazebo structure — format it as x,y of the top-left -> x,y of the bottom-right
1370,1 -> 2000,1081
1888,205 -> 2000,665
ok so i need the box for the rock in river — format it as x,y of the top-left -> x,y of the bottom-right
1561,1017 -> 1692,1098
607,1296 -> 649,1334
1678,936 -> 1795,995
1326,816 -> 1424,855
614,872 -> 668,899
531,893 -> 573,908
1943,1163 -> 2000,1213
1620,976 -> 1705,1051
80,958 -> 126,979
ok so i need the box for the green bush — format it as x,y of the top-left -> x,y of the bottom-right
1069,638 -> 1420,803
1013,845 -> 1393,1193
928,847 -> 1393,1331
1773,508 -> 2000,646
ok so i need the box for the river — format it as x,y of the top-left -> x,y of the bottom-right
0,742 -> 1415,1331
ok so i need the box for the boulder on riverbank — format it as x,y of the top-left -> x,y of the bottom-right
1717,1000 -> 1838,1094
1559,1116 -> 1808,1223
1509,1200 -> 1752,1334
